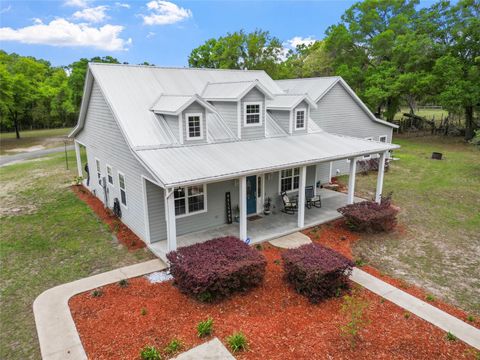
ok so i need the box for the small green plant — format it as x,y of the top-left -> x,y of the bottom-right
197,317 -> 214,338
197,291 -> 213,303
118,279 -> 128,288
226,332 -> 248,352
90,289 -> 102,298
164,338 -> 183,354
340,291 -> 370,348
380,298 -> 385,304
467,315 -> 475,322
404,312 -> 411,319
140,307 -> 147,316
73,176 -> 83,185
255,244 -> 263,250
445,332 -> 457,342
140,345 -> 161,360
425,294 -> 435,302
354,258 -> 366,267
273,259 -> 281,265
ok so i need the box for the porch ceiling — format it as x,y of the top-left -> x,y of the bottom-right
136,132 -> 399,187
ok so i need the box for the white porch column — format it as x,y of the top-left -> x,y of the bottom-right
297,165 -> 307,228
164,188 -> 177,252
347,157 -> 357,204
74,140 -> 82,177
239,176 -> 247,241
375,151 -> 388,204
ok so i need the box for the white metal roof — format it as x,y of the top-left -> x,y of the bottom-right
276,77 -> 340,102
150,95 -> 192,114
136,132 -> 399,187
201,80 -> 275,101
266,94 -> 317,110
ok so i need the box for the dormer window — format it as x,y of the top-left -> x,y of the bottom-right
244,102 -> 262,126
186,113 -> 203,140
295,109 -> 306,130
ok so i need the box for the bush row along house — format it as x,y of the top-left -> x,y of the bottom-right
70,63 -> 398,261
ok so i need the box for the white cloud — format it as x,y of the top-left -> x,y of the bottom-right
284,36 -> 316,49
0,5 -> 12,14
146,31 -> 156,38
142,1 -> 192,25
64,0 -> 90,8
115,2 -> 131,8
73,5 -> 109,23
0,18 -> 132,51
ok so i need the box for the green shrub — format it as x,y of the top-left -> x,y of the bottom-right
118,279 -> 128,288
226,332 -> 247,352
467,315 -> 475,322
90,289 -> 102,298
340,291 -> 370,348
140,346 -> 161,360
197,318 -> 214,338
140,307 -> 147,316
425,294 -> 435,302
445,332 -> 457,341
164,338 -> 183,354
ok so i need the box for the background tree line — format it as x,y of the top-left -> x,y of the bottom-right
1,0 -> 478,140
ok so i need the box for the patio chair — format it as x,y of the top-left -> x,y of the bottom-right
305,186 -> 322,209
281,191 -> 298,215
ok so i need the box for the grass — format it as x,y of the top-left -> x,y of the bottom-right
0,150 -> 154,359
0,127 -> 72,155
394,107 -> 450,123
342,136 -> 480,315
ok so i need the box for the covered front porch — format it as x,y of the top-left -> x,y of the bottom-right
148,188 -> 362,261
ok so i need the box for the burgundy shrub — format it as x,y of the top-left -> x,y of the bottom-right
166,236 -> 266,302
337,194 -> 398,232
282,243 -> 354,303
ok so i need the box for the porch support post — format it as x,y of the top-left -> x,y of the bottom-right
375,151 -> 388,204
347,157 -> 357,204
297,165 -> 306,228
239,176 -> 247,241
74,140 -> 82,177
164,188 -> 177,252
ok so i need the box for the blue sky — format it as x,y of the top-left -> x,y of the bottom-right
0,0 -> 437,67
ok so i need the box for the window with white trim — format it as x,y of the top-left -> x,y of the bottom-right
379,135 -> 388,143
174,185 -> 206,217
280,167 -> 300,192
244,102 -> 262,126
295,109 -> 306,130
186,113 -> 203,140
106,165 -> 113,185
118,172 -> 127,206
95,159 -> 101,181
364,137 -> 373,159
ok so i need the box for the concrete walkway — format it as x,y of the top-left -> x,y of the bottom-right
0,145 -> 74,166
269,232 -> 311,249
174,338 -> 234,360
34,259 -> 166,360
350,268 -> 480,350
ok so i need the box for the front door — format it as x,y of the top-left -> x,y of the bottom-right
246,175 -> 257,215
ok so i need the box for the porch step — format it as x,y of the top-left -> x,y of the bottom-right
269,232 -> 312,249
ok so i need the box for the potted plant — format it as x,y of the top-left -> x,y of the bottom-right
263,197 -> 272,215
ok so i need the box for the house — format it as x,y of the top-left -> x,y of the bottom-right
70,63 -> 399,261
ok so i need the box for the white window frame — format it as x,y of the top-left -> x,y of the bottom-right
95,158 -> 101,182
106,164 -> 114,185
243,102 -> 262,127
174,184 -> 207,218
118,171 -> 127,208
185,112 -> 204,140
379,135 -> 388,143
278,167 -> 300,194
364,137 -> 374,159
294,108 -> 306,130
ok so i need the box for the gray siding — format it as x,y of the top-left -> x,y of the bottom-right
146,179 -> 166,243
164,115 -> 180,142
269,110 -> 290,134
212,101 -> 237,136
241,88 -> 266,140
76,81 -> 154,241
293,100 -> 308,135
182,102 -> 207,145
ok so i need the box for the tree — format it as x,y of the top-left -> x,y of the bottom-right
188,29 -> 283,77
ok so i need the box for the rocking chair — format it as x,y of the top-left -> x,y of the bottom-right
281,191 -> 298,214
305,186 -> 322,209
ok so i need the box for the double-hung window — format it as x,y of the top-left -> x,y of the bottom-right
95,159 -> 101,181
118,172 -> 127,206
174,185 -> 206,217
244,102 -> 262,126
186,113 -> 203,140
379,135 -> 388,143
106,165 -> 113,185
280,167 -> 300,193
295,109 -> 306,130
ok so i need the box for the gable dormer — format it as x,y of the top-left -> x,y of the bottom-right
150,94 -> 217,145
266,94 -> 317,135
201,80 -> 274,140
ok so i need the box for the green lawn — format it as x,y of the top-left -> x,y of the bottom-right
342,136 -> 480,315
394,107 -> 449,123
0,151 -> 155,359
0,128 -> 72,155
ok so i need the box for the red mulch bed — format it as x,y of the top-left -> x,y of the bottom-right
302,219 -> 480,328
70,241 -> 478,359
71,185 -> 146,250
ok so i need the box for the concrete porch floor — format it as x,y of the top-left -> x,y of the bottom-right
149,189 -> 362,261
